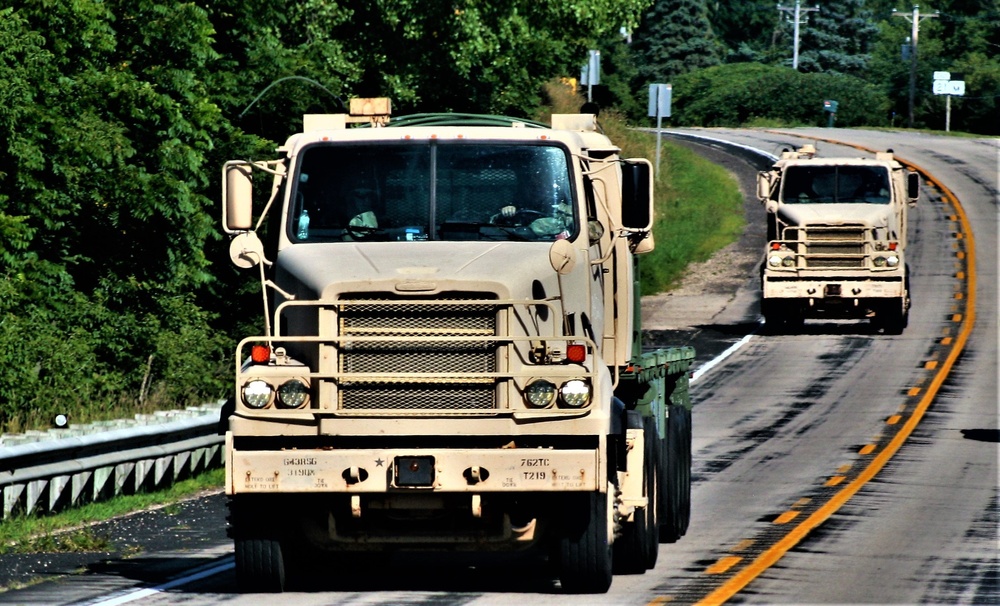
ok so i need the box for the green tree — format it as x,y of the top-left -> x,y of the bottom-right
0,0 -> 660,430
0,1 -> 234,428
631,0 -> 722,84
794,0 -> 881,75
709,0 -> 783,63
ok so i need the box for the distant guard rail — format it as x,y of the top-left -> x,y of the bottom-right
0,403 -> 224,521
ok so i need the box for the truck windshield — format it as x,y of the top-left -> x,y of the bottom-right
781,165 -> 891,204
290,141 -> 576,242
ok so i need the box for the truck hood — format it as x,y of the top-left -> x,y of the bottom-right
276,241 -> 562,300
777,203 -> 892,228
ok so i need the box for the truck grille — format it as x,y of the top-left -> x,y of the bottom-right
337,296 -> 498,410
789,227 -> 866,268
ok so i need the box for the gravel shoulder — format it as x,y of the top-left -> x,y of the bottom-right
641,137 -> 767,362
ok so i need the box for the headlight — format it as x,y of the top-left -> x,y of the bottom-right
886,255 -> 900,267
781,256 -> 795,267
277,379 -> 309,408
873,256 -> 887,267
525,380 -> 557,408
242,380 -> 273,409
768,255 -> 782,267
559,379 -> 591,408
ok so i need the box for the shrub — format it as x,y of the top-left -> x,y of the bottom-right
671,63 -> 891,128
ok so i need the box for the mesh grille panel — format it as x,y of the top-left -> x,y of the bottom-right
337,295 -> 499,411
342,302 -> 496,339
342,348 -> 496,374
341,384 -> 495,410
802,228 -> 866,268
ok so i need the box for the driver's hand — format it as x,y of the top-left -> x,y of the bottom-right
500,205 -> 517,218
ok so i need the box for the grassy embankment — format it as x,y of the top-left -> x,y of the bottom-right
0,87 -> 745,559
539,81 -> 744,294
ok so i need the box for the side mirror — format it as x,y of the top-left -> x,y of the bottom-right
621,159 -> 653,231
548,238 -> 577,275
224,162 -> 254,232
906,171 -> 920,202
757,171 -> 775,202
229,232 -> 265,269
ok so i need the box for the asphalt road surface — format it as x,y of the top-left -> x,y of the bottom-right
1,129 -> 995,605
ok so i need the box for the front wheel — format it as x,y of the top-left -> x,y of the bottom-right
234,537 -> 287,593
614,417 -> 660,573
557,488 -> 614,593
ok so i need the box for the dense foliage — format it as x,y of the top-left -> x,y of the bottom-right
671,63 -> 890,127
1,0 -> 995,431
0,0 -> 648,431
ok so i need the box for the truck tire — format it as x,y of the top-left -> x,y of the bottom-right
678,406 -> 692,536
557,488 -> 614,593
230,496 -> 294,592
613,417 -> 659,573
762,300 -> 803,334
660,404 -> 691,543
878,289 -> 909,334
645,420 -> 663,564
234,536 -> 287,593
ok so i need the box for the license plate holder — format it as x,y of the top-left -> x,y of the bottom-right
394,456 -> 435,487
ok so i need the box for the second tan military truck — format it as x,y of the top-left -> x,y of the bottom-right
220,100 -> 695,593
757,145 -> 920,333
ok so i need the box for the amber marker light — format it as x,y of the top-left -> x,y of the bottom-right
251,344 -> 271,364
566,343 -> 587,363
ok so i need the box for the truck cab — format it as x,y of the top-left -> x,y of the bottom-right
221,100 -> 694,592
756,145 -> 920,333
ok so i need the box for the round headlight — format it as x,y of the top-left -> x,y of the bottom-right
277,379 -> 309,408
559,379 -> 591,408
242,380 -> 273,409
525,380 -> 557,408
873,256 -> 887,267
768,255 -> 782,267
886,255 -> 900,267
781,256 -> 795,267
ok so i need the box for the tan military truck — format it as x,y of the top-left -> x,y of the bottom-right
756,145 -> 920,333
220,99 -> 695,593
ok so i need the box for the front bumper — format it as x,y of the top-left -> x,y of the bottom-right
762,275 -> 905,300
225,434 -> 600,495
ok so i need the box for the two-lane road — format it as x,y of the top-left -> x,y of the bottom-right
1,130 -> 994,605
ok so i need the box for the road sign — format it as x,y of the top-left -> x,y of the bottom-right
933,71 -> 951,81
580,50 -> 601,86
933,80 -> 965,96
648,83 -> 672,118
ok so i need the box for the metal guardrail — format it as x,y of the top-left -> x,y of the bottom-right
0,403 -> 224,520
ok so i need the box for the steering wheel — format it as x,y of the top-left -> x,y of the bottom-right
345,224 -> 379,240
492,209 -> 546,227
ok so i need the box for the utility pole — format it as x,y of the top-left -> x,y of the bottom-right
894,5 -> 938,128
778,1 -> 819,70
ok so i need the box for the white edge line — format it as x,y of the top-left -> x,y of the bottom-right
660,129 -> 780,162
86,558 -> 235,606
691,330 -> 757,384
